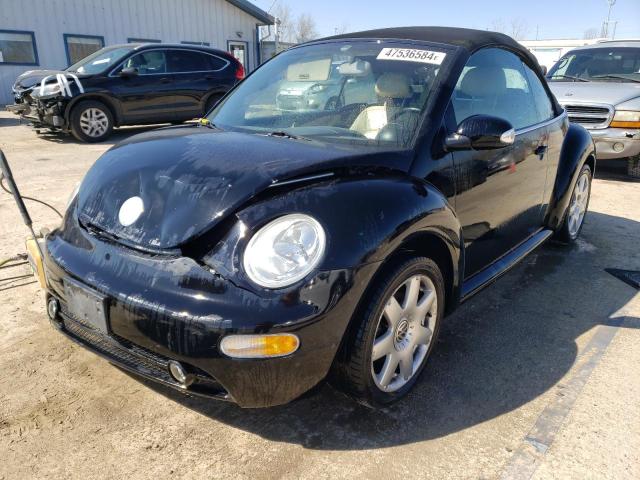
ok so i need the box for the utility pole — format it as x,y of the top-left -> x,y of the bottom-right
603,0 -> 616,38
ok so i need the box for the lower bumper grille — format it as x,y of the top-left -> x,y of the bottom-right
59,313 -> 229,400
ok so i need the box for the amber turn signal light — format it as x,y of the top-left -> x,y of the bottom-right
220,334 -> 300,358
609,121 -> 640,128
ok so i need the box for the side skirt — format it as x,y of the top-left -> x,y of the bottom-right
460,228 -> 553,302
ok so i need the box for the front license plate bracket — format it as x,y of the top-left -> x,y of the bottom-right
63,279 -> 109,334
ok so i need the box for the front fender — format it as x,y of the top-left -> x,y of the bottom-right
64,92 -> 122,125
546,123 -> 595,230
205,174 -> 462,298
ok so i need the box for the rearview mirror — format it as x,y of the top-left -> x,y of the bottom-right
445,115 -> 515,151
119,67 -> 138,77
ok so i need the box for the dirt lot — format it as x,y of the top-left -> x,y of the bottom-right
1,111 -> 639,480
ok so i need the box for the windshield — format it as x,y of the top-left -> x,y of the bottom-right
67,46 -> 135,74
209,41 -> 449,149
548,47 -> 640,82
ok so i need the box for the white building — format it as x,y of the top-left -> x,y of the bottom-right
0,0 -> 273,105
519,38 -> 607,71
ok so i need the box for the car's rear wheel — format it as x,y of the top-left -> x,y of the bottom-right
70,100 -> 113,143
333,257 -> 444,407
557,164 -> 592,243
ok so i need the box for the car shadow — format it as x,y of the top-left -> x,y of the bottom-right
125,210 -> 639,450
595,159 -> 640,183
0,116 -> 21,127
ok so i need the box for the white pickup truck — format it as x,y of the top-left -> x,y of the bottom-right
547,40 -> 640,178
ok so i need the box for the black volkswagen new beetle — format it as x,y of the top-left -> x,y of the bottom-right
40,27 -> 595,408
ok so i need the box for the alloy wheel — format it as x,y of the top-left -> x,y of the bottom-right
371,274 -> 438,392
567,170 -> 590,237
79,108 -> 109,138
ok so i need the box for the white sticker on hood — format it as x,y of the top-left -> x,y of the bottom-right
377,48 -> 446,65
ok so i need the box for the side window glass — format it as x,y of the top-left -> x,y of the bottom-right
452,48 -> 539,130
167,50 -> 213,72
123,51 -> 166,75
523,63 -> 555,123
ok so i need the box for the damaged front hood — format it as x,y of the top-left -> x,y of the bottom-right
76,126 -> 410,250
13,69 -> 89,91
14,69 -> 64,90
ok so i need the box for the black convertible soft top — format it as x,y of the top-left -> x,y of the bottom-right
323,26 -> 539,68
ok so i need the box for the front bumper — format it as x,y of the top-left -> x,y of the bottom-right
589,127 -> 640,160
42,215 -> 371,407
6,98 -> 66,128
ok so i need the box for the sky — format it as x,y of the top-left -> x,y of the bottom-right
253,0 -> 640,41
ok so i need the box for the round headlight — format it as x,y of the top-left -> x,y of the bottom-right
243,214 -> 326,288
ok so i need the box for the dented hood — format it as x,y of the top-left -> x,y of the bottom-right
76,126 -> 410,250
13,69 -> 87,91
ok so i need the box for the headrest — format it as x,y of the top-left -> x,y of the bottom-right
375,73 -> 412,99
460,67 -> 506,97
338,60 -> 372,77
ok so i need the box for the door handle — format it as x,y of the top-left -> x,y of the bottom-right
535,145 -> 548,158
159,77 -> 171,84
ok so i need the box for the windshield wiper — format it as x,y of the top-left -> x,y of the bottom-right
549,75 -> 589,82
264,131 -> 310,141
591,74 -> 640,83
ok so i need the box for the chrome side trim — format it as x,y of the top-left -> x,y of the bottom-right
515,111 -> 568,136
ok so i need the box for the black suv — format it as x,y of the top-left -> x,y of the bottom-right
7,43 -> 244,142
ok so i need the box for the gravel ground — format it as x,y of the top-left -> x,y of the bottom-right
1,112 -> 639,480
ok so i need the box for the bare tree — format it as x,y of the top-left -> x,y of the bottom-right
273,3 -> 295,43
489,17 -> 530,40
334,22 -> 350,36
295,13 -> 319,43
509,18 -> 530,40
490,18 -> 506,35
583,27 -> 599,40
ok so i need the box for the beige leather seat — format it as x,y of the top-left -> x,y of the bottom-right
452,66 -> 506,121
351,73 -> 412,139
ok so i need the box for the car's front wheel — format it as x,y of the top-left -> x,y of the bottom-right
557,163 -> 592,243
333,257 -> 444,407
69,100 -> 113,143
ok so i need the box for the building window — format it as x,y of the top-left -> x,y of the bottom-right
64,34 -> 105,65
181,41 -> 210,46
127,38 -> 161,44
228,40 -> 248,71
0,30 -> 38,65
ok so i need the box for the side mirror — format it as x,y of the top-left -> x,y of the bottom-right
445,115 -> 515,151
119,67 -> 138,77
540,65 -> 548,76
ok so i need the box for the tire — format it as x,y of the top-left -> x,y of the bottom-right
332,257 -> 445,407
69,100 -> 113,143
628,156 -> 640,179
556,164 -> 592,243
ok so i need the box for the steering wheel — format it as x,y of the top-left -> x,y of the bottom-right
376,108 -> 422,143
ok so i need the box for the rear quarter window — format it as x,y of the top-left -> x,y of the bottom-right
167,50 -> 228,73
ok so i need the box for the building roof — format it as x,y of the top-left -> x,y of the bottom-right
572,39 -> 640,50
226,0 -> 273,25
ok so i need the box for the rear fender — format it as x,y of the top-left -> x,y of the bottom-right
546,123 -> 595,230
